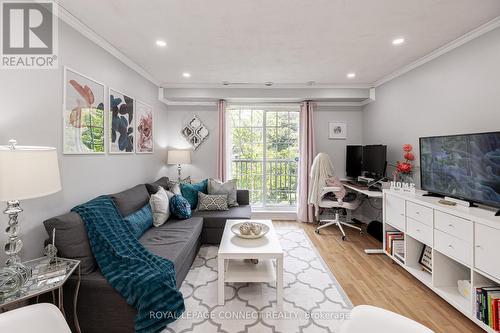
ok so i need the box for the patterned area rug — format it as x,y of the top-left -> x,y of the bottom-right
164,229 -> 352,333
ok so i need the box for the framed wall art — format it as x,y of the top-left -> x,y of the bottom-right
63,67 -> 105,154
181,115 -> 209,150
419,245 -> 433,273
109,88 -> 135,153
135,100 -> 154,153
328,121 -> 347,140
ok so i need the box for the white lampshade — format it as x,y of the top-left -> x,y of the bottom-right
167,150 -> 191,165
0,144 -> 62,201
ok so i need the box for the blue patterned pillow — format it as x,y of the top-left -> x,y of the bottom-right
170,194 -> 192,219
123,204 -> 153,238
180,179 -> 208,209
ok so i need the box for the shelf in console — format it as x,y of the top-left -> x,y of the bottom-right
404,235 -> 432,287
405,265 -> 432,287
433,285 -> 472,315
472,270 -> 500,331
384,251 -> 405,265
433,250 -> 472,316
474,268 -> 500,286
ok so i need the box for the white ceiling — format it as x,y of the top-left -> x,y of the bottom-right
59,0 -> 500,86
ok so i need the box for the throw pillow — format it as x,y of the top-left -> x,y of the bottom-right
149,187 -> 171,227
145,176 -> 170,195
170,194 -> 192,219
208,178 -> 239,207
166,177 -> 191,194
123,204 -> 153,238
167,181 -> 181,195
180,179 -> 208,209
197,192 -> 229,211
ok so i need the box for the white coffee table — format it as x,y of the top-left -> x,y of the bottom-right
218,219 -> 284,308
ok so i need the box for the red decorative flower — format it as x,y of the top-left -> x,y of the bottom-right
397,161 -> 413,174
403,144 -> 413,152
404,152 -> 415,161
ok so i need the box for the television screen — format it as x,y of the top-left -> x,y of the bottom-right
420,132 -> 500,208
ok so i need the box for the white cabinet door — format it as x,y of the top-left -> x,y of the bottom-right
475,223 -> 500,280
385,194 -> 405,231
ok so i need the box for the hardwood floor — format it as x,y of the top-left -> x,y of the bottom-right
273,221 -> 482,333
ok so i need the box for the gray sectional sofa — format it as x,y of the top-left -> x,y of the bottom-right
43,178 -> 251,333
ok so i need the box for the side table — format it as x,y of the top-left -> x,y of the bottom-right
0,257 -> 81,333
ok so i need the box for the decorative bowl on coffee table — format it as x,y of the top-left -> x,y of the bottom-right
231,222 -> 269,239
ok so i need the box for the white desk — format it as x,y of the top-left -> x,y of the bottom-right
342,182 -> 383,198
341,181 -> 385,254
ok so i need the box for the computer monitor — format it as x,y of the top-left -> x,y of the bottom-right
362,145 -> 387,179
346,145 -> 363,178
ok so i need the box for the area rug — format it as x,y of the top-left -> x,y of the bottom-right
163,229 -> 352,333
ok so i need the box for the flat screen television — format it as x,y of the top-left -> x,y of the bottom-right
419,131 -> 500,210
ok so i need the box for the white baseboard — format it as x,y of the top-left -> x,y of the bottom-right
251,211 -> 297,221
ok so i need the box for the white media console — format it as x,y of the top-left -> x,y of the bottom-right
382,189 -> 500,332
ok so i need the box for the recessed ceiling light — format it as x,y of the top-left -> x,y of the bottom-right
155,40 -> 167,47
392,37 -> 405,45
182,72 -> 191,78
347,73 -> 356,79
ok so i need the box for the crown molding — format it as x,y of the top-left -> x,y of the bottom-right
160,82 -> 373,89
374,16 -> 500,87
55,2 -> 160,86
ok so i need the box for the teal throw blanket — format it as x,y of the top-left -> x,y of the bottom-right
72,195 -> 184,333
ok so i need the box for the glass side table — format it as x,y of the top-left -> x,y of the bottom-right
0,257 -> 81,333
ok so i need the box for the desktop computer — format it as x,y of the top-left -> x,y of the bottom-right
362,145 -> 387,180
345,144 -> 387,191
346,145 -> 362,179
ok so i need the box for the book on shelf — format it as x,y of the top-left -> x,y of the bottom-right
492,298 -> 499,331
393,251 -> 405,264
475,286 -> 500,330
385,231 -> 404,254
391,239 -> 404,256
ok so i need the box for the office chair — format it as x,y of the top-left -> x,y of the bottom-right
309,153 -> 362,240
313,186 -> 363,240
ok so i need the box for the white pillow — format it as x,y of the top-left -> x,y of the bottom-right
149,187 -> 171,227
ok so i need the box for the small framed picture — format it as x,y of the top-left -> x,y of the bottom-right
328,121 -> 347,140
419,245 -> 433,273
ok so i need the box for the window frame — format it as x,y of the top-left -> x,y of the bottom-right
227,105 -> 300,209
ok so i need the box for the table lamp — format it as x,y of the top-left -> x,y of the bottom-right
167,150 -> 191,181
0,140 -> 61,297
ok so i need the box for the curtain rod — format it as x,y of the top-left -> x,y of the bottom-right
227,102 -> 301,109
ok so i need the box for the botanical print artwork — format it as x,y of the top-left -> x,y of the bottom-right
136,101 -> 154,153
63,68 -> 105,154
109,89 -> 135,153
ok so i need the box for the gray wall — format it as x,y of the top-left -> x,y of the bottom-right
0,21 -> 168,262
314,106 -> 363,179
363,26 -> 500,183
164,105 -> 219,181
164,105 -> 363,181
